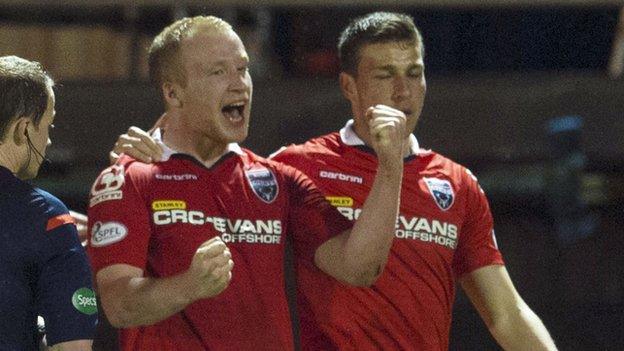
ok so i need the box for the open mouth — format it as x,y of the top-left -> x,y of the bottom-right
222,102 -> 246,123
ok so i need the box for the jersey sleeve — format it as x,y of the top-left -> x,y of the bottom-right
452,169 -> 504,277
282,164 -> 353,263
87,163 -> 152,274
36,194 -> 97,345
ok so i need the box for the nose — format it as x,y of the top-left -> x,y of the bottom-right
229,70 -> 251,92
392,76 -> 411,102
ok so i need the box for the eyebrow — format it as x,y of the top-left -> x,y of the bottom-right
373,63 -> 424,72
196,61 -> 225,72
199,56 -> 250,69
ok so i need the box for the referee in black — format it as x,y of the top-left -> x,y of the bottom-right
0,55 -> 96,350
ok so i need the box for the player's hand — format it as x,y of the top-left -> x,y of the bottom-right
68,210 -> 88,246
185,237 -> 234,300
366,104 -> 407,172
109,126 -> 164,164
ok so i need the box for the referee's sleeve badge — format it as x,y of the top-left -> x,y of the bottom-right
46,214 -> 75,231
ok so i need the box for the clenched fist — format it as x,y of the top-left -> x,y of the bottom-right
365,104 -> 407,173
185,236 -> 234,300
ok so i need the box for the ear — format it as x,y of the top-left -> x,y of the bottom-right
162,82 -> 183,108
11,117 -> 30,146
339,72 -> 357,102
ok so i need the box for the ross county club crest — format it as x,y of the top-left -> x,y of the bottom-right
424,177 -> 455,211
245,168 -> 279,203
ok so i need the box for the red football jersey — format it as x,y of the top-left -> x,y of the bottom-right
87,147 -> 351,351
272,123 -> 504,351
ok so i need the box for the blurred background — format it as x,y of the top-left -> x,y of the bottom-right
2,0 -> 623,350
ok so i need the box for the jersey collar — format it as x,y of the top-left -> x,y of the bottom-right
0,164 -> 14,180
339,119 -> 420,156
151,128 -> 244,162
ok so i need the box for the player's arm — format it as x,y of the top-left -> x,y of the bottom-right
48,340 -> 92,350
87,164 -> 232,328
460,265 -> 557,351
96,237 -> 233,328
314,105 -> 405,286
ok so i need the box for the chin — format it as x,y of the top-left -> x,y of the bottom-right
231,133 -> 248,144
228,127 -> 249,144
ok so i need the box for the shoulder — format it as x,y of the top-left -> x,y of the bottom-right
11,187 -> 74,243
242,148 -> 299,176
89,157 -> 161,208
33,190 -> 81,249
33,188 -> 70,217
92,156 -> 158,187
3,180 -> 68,223
270,132 -> 341,160
419,149 -> 480,188
420,149 -> 464,172
241,148 -> 310,185
113,155 -> 158,177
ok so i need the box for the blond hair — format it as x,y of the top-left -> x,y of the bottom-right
148,16 -> 233,88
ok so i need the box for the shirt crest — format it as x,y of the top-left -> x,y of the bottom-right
424,177 -> 455,211
245,168 -> 279,203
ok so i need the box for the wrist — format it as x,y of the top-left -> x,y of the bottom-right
377,158 -> 403,175
177,271 -> 198,305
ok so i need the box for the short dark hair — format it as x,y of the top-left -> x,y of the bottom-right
338,12 -> 424,75
0,56 -> 53,139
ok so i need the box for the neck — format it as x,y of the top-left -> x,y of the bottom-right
0,144 -> 24,177
352,118 -> 413,157
161,111 -> 231,168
